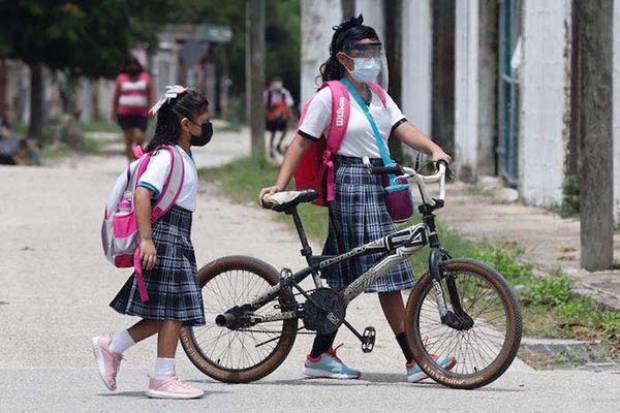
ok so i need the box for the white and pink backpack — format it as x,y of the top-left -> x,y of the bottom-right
101,145 -> 185,302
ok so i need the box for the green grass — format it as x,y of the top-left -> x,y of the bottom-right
78,121 -> 120,134
201,156 -> 620,353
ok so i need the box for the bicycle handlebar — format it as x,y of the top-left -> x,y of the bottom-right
369,160 -> 448,206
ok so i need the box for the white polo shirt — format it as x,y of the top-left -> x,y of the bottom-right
298,86 -> 406,159
138,145 -> 198,212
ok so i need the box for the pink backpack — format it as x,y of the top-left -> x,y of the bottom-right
101,145 -> 185,302
294,80 -> 386,206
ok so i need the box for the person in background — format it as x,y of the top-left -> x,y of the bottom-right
112,57 -> 154,161
264,76 -> 294,158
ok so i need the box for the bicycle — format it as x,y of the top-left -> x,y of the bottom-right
180,161 -> 522,389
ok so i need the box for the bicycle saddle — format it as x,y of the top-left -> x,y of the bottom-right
261,189 -> 319,212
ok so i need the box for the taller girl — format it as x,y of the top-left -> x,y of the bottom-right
93,86 -> 212,399
260,15 -> 455,382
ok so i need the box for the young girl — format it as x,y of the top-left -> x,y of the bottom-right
112,57 -> 154,161
259,16 -> 455,383
93,86 -> 213,399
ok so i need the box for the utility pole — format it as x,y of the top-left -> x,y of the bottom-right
576,0 -> 614,270
246,0 -> 265,158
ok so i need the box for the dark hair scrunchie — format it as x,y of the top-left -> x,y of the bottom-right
332,14 -> 364,33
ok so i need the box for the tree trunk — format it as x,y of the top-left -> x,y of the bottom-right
384,0 -> 404,163
28,62 -> 44,141
246,0 -> 266,158
576,0 -> 614,271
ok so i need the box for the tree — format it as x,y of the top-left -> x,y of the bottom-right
0,0 -> 169,139
575,0 -> 614,270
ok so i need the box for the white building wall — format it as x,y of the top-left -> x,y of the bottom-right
401,0 -> 432,137
614,0 -> 620,220
519,0 -> 571,206
300,0 -> 342,106
454,0 -> 480,180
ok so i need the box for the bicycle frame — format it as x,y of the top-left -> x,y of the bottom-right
218,163 -> 457,329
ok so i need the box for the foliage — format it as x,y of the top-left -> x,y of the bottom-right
162,0 -> 302,103
525,276 -> 572,306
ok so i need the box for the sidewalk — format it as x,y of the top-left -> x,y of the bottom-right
437,176 -> 620,310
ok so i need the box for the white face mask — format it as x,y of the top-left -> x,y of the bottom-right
348,57 -> 381,83
271,81 -> 283,89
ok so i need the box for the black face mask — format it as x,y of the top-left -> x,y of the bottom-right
190,121 -> 213,147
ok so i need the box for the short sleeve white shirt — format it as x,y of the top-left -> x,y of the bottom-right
138,145 -> 198,212
298,86 -> 406,158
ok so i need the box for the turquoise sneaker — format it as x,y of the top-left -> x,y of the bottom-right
303,345 -> 361,379
406,354 -> 457,383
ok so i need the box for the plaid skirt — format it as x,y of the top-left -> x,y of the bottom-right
110,205 -> 205,326
322,156 -> 416,293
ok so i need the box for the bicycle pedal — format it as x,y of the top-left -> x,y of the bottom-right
361,326 -> 376,353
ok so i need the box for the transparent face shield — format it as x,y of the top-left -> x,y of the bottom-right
344,41 -> 383,59
343,41 -> 388,87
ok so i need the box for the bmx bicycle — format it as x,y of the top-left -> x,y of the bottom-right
180,161 -> 522,389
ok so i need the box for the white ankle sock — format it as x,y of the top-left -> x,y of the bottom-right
154,357 -> 176,380
109,330 -> 135,354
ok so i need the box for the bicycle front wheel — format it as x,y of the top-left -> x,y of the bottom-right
180,255 -> 298,383
405,259 -> 522,389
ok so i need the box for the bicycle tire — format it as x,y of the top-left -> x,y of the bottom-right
180,255 -> 298,383
405,259 -> 522,389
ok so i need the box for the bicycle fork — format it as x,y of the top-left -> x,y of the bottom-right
429,247 -> 474,331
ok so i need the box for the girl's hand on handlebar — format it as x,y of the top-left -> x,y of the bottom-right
258,185 -> 283,206
432,149 -> 452,165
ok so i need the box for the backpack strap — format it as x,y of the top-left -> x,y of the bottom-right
320,80 -> 350,202
130,145 -> 185,303
150,145 -> 185,221
367,82 -> 387,107
131,145 -> 185,221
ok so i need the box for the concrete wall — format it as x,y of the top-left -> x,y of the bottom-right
300,0 -> 342,106
401,0 -> 433,137
614,0 -> 620,220
519,0 -> 571,206
454,0 -> 480,181
453,0 -> 497,182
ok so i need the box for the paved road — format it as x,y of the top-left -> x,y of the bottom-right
0,133 -> 618,412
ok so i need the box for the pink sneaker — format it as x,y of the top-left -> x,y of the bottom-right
91,336 -> 123,391
145,376 -> 204,399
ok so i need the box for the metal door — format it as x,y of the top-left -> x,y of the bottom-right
497,0 -> 522,186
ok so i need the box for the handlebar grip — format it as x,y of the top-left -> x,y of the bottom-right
369,165 -> 402,175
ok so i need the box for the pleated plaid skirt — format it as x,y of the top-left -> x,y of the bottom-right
322,156 -> 416,293
110,205 -> 205,326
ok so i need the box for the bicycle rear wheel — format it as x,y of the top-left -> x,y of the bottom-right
405,259 -> 522,389
180,255 -> 298,383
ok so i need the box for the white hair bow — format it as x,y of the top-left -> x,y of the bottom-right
148,85 -> 189,117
